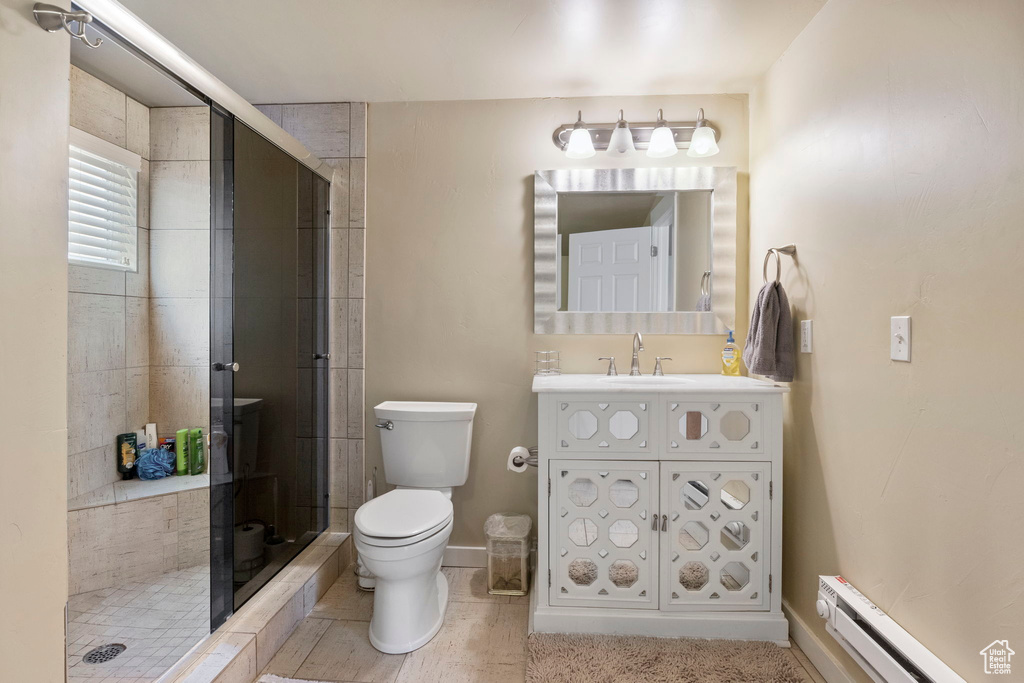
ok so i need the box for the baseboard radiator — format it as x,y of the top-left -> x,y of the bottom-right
816,576 -> 964,683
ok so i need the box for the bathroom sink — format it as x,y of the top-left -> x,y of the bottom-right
597,375 -> 695,387
532,373 -> 784,393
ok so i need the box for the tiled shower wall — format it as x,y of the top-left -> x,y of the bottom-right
66,69 -> 211,595
67,69 -> 212,503
67,66 -> 152,504
148,106 -> 212,439
256,103 -> 367,531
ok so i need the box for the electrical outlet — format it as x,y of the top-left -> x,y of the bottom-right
891,316 -> 911,362
800,320 -> 813,353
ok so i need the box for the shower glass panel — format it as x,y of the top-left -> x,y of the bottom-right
210,104 -> 235,630
223,121 -> 330,609
67,31 -> 217,681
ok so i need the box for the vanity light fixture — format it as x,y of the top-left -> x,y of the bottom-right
686,108 -> 720,158
552,109 -> 718,158
606,110 -> 635,157
565,111 -> 596,159
646,109 -> 678,158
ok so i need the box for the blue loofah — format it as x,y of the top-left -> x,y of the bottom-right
137,447 -> 176,480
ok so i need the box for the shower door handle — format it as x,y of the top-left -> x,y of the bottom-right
212,362 -> 240,372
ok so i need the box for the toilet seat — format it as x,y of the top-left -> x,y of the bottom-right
355,489 -> 454,546
355,515 -> 453,548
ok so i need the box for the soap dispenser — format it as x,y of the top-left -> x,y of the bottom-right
721,330 -> 741,376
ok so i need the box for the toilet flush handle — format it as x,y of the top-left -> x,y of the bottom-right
375,420 -> 394,430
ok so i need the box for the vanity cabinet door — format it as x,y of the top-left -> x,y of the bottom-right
550,460 -> 659,609
554,399 -> 653,455
659,461 -> 770,611
664,400 -> 763,456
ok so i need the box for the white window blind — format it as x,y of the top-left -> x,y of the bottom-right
68,127 -> 141,272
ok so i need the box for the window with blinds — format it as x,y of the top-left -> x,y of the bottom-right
68,127 -> 141,272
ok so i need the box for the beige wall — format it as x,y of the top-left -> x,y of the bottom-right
749,0 -> 1024,679
366,95 -> 749,547
0,1 -> 69,679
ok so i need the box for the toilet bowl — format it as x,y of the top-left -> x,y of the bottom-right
354,488 -> 454,654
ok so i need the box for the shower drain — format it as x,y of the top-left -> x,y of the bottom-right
82,643 -> 126,664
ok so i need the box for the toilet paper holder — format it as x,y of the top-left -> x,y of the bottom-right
511,447 -> 538,468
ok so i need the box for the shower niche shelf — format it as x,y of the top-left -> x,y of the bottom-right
532,374 -> 788,643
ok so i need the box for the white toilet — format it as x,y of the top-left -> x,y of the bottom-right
354,400 -> 476,654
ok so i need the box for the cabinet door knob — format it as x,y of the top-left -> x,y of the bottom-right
651,515 -> 658,531
212,362 -> 239,372
661,514 -> 668,532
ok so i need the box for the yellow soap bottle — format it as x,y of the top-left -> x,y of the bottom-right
721,330 -> 741,376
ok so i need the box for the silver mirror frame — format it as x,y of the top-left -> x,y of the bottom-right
534,167 -> 738,334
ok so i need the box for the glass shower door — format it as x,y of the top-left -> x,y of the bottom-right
209,105 -> 235,630
211,119 -> 330,614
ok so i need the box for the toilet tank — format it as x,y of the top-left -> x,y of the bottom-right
374,401 -> 477,488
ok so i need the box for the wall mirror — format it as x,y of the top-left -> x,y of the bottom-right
534,167 -> 737,334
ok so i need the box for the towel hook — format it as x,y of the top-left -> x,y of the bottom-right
33,3 -> 103,49
762,244 -> 797,285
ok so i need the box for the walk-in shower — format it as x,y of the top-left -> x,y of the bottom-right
63,4 -> 331,680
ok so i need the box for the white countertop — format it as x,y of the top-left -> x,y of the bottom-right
532,373 -> 789,394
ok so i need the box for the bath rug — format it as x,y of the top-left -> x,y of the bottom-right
527,633 -> 812,683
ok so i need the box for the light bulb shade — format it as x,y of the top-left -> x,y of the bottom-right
646,125 -> 678,158
687,125 -> 719,157
606,124 -> 635,156
565,127 -> 596,159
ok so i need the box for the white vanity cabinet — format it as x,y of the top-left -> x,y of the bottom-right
532,375 -> 789,643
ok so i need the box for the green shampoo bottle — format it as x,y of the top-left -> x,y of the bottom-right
175,428 -> 190,476
189,427 -> 205,475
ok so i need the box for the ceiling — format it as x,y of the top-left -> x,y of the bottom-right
116,0 -> 825,104
72,32 -> 204,107
559,192 -> 665,237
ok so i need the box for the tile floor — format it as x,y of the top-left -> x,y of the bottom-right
262,564 -> 826,683
67,565 -> 210,682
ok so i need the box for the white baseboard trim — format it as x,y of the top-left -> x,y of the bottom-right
442,545 -> 487,567
783,599 -> 857,683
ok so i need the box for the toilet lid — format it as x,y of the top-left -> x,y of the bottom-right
355,489 -> 453,539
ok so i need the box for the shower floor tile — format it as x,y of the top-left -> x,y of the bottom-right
67,565 -> 210,683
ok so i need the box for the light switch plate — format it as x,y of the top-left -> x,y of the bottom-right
800,320 -> 813,353
891,316 -> 911,362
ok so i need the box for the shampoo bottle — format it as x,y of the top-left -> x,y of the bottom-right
175,428 -> 190,476
116,432 -> 137,480
189,427 -> 205,475
722,330 -> 741,376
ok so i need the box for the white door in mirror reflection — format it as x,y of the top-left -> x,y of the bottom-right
568,226 -> 670,312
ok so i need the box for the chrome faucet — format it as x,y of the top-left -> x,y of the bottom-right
629,332 -> 645,376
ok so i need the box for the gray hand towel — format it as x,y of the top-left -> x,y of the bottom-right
742,281 -> 794,382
